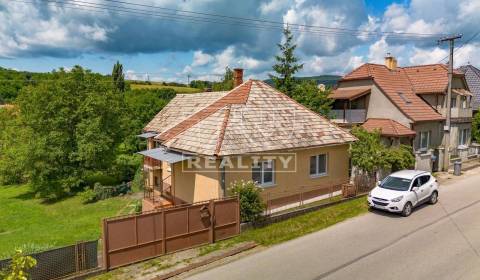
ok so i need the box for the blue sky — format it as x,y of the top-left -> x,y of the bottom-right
1,0 -> 479,83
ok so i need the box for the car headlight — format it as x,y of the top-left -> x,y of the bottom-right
391,196 -> 404,202
368,191 -> 372,197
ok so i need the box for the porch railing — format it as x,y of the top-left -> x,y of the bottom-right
331,109 -> 366,124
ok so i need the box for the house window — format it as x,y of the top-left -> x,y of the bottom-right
310,154 -> 327,177
460,96 -> 469,109
419,131 -> 430,151
252,160 -> 274,186
450,97 -> 457,108
459,128 -> 470,146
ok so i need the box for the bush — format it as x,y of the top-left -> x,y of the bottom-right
229,180 -> 265,223
134,200 -> 142,214
0,249 -> 37,280
79,188 -> 97,204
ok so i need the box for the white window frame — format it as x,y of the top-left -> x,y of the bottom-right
459,128 -> 470,146
310,154 -> 328,178
252,160 -> 275,187
419,131 -> 430,151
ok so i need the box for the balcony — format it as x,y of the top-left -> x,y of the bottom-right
331,109 -> 367,124
438,108 -> 473,118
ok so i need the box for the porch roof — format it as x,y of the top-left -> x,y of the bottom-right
330,86 -> 371,100
138,147 -> 193,163
137,132 -> 158,138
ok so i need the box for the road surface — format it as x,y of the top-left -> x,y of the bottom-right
184,171 -> 480,280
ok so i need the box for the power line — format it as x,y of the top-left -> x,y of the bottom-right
438,31 -> 480,63
12,0 -> 444,40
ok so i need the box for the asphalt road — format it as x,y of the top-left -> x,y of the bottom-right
184,171 -> 480,280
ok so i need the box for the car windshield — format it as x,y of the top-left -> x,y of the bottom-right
380,176 -> 411,191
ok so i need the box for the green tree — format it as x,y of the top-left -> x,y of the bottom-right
270,26 -> 303,96
112,61 -> 125,92
0,249 -> 37,280
1,66 -> 124,198
472,111 -> 480,143
292,80 -> 333,117
229,180 -> 265,222
350,126 -> 389,173
212,67 -> 234,91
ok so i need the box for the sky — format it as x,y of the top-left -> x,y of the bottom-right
1,0 -> 480,83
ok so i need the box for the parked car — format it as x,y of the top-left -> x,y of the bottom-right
367,170 -> 439,217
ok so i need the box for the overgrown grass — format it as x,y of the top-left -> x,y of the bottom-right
130,84 -> 202,93
0,185 -> 138,259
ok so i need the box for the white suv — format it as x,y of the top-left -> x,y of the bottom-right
367,170 -> 439,217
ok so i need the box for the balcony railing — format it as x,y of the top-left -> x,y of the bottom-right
439,108 -> 473,118
331,109 -> 367,124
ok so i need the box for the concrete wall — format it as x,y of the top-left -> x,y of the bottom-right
366,84 -> 412,127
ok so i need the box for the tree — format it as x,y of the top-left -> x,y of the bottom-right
229,180 -> 265,222
350,127 -> 389,174
292,80 -> 333,117
270,26 -> 303,96
473,111 -> 480,143
1,66 -> 125,198
350,127 -> 415,175
112,61 -> 125,92
0,249 -> 37,280
212,67 -> 234,91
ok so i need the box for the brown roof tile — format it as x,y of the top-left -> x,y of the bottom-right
341,63 -> 445,122
362,118 -> 416,137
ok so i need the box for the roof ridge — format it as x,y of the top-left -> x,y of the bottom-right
157,80 -> 252,142
214,104 -> 231,155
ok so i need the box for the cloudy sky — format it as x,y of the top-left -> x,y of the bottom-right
1,0 -> 479,83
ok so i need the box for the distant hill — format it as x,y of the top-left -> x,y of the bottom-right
264,75 -> 341,88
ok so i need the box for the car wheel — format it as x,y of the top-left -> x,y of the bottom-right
429,191 -> 438,204
402,202 -> 413,217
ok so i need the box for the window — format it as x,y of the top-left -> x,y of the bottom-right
461,96 -> 467,109
459,128 -> 470,146
419,175 -> 431,185
450,97 -> 457,108
252,160 -> 274,186
310,154 -> 327,177
419,131 -> 430,150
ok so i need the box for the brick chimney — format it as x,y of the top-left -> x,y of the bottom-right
233,68 -> 244,87
385,53 -> 397,70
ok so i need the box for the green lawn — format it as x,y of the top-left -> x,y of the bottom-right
130,83 -> 202,93
0,185 -> 139,258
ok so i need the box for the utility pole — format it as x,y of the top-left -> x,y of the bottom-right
439,34 -> 462,171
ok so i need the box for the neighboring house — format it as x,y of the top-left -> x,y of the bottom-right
330,55 -> 474,172
458,64 -> 480,114
139,69 -> 356,211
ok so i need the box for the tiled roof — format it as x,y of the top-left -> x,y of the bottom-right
362,118 -> 416,137
459,65 -> 480,110
146,80 -> 356,156
144,91 -> 228,134
342,63 -> 445,122
330,86 -> 371,100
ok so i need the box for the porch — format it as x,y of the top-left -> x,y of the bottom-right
139,147 -> 192,211
330,86 -> 370,126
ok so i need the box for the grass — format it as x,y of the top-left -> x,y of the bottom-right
0,184 -> 139,259
130,83 -> 202,93
232,196 -> 368,246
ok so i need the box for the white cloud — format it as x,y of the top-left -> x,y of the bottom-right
368,37 -> 406,64
192,51 -> 213,67
409,47 -> 448,65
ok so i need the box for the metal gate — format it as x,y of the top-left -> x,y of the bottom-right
102,196 -> 240,270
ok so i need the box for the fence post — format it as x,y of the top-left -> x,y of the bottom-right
236,196 -> 240,234
102,219 -> 109,271
162,210 -> 166,254
209,200 -> 215,243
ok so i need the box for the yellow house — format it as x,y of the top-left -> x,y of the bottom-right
139,69 -> 356,212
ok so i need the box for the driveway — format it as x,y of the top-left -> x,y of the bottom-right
184,170 -> 480,280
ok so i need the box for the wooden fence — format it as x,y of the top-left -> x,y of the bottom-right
102,196 -> 240,270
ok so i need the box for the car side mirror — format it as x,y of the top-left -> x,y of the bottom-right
377,180 -> 382,186
411,186 -> 419,192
